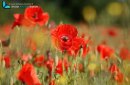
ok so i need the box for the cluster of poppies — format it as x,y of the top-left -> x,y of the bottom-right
0,5 -> 130,85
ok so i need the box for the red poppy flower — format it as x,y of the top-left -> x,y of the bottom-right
97,44 -> 114,60
55,59 -> 63,75
49,80 -> 55,85
17,63 -> 41,85
1,38 -> 10,47
12,14 -> 37,29
109,64 -> 119,74
12,14 -> 23,29
12,6 -> 49,29
51,24 -> 78,51
55,58 -> 70,75
107,28 -> 118,37
24,6 -> 49,26
3,55 -> 11,68
114,72 -> 124,83
78,63 -> 84,72
68,37 -> 89,58
1,24 -> 12,35
45,57 -> 54,75
34,55 -> 45,66
119,47 -> 130,60
102,27 -> 119,37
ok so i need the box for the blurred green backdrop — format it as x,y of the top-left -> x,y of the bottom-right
0,0 -> 130,27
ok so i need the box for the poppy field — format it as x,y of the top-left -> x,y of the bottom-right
0,5 -> 130,85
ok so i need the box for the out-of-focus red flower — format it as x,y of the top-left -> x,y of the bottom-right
21,54 -> 32,62
55,59 -> 63,75
49,80 -> 55,85
1,24 -> 12,35
3,55 -> 11,68
97,44 -> 114,60
1,38 -> 10,47
109,64 -> 124,83
34,55 -> 45,66
68,37 -> 82,56
12,6 -> 49,29
114,72 -> 124,83
12,14 -> 37,28
17,63 -> 41,85
51,24 -> 78,51
24,6 -> 49,26
119,47 -> 130,60
55,58 -> 70,75
78,63 -> 84,72
102,27 -> 119,37
45,57 -> 54,75
107,28 -> 118,37
12,14 -> 24,29
68,37 -> 90,58
109,64 -> 119,74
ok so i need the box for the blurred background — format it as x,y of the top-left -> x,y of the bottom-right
0,0 -> 130,27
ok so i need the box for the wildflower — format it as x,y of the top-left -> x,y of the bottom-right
107,28 -> 118,37
119,47 -> 130,60
1,38 -> 10,47
49,79 -> 55,85
12,14 -> 24,28
45,57 -> 54,75
24,6 -> 49,26
34,55 -> 45,66
114,72 -> 124,83
12,6 -> 49,28
104,27 -> 119,37
17,63 -> 41,85
1,24 -> 12,36
51,24 -> 77,52
3,55 -> 11,68
55,59 -> 63,75
68,36 -> 89,57
109,64 -> 119,74
78,63 -> 84,72
109,64 -> 124,83
97,44 -> 114,60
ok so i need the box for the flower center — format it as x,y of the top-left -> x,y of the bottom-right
61,36 -> 69,42
32,12 -> 38,19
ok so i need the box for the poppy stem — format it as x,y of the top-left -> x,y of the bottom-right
0,40 -> 3,66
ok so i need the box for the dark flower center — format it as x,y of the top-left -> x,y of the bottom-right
61,36 -> 69,42
32,12 -> 38,19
